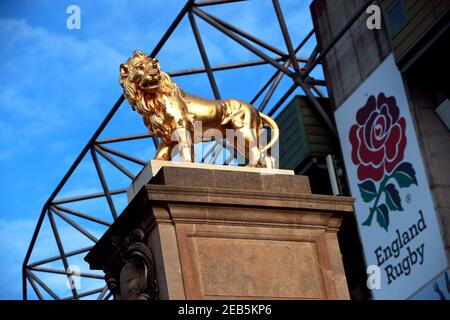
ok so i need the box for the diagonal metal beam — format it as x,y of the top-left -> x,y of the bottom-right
168,56 -> 310,77
26,273 -> 44,300
97,144 -> 146,166
94,144 -> 135,180
200,9 -> 287,57
192,7 -> 293,76
250,71 -> 279,105
250,30 -> 314,105
189,11 -> 221,99
257,35 -> 315,112
150,0 -> 196,58
96,133 -> 152,145
194,0 -> 249,6
272,0 -> 301,73
271,0 -> 337,136
97,285 -> 109,300
50,207 -> 98,243
292,75 -> 337,136
90,147 -> 118,220
47,210 -> 79,299
267,83 -> 297,117
62,287 -> 104,300
54,205 -> 112,227
208,143 -> 224,164
52,188 -> 126,205
26,270 -> 61,300
29,266 -> 104,280
28,246 -> 93,268
258,58 -> 292,111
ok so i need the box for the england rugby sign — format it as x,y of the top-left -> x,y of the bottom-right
335,54 -> 447,299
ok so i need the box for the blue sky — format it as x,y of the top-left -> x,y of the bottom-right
0,0 -> 316,299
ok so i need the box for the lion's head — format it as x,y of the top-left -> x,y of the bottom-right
119,50 -> 180,115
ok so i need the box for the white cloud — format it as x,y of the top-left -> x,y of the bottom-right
0,18 -> 126,161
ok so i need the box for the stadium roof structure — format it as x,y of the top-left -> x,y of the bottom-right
22,0 -> 371,300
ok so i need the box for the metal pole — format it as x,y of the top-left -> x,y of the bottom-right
201,10 -> 286,57
28,246 -> 93,268
254,32 -> 315,111
267,83 -> 297,117
90,147 -> 118,220
188,12 -> 221,99
194,0 -> 249,6
169,56 -> 309,77
26,270 -> 61,300
96,133 -> 151,144
192,7 -> 293,76
47,210 -> 79,299
29,266 -> 104,280
326,154 -> 340,196
50,207 -> 98,243
292,76 -> 338,136
94,144 -> 135,180
259,59 -> 293,111
272,0 -> 301,73
149,0 -> 196,58
97,144 -> 146,166
54,205 -> 112,226
26,273 -> 44,300
52,188 -> 127,205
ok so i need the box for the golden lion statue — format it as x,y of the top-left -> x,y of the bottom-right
119,50 -> 279,168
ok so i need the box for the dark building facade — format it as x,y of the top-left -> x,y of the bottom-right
309,0 -> 449,299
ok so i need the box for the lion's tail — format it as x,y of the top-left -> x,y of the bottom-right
259,112 -> 279,153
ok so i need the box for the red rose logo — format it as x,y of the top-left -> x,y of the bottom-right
348,93 -> 417,231
349,93 -> 406,182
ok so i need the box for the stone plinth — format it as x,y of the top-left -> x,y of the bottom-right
126,160 -> 295,202
85,162 -> 354,300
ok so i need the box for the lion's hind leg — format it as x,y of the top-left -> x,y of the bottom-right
230,127 -> 261,167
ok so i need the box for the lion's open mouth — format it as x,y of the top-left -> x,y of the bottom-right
141,80 -> 159,90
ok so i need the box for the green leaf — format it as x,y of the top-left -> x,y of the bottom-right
384,183 -> 403,211
362,208 -> 374,226
376,204 -> 389,231
392,162 -> 418,188
358,180 -> 377,202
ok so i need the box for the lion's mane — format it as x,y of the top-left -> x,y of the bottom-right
121,64 -> 187,137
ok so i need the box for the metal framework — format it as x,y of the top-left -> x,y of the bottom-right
22,0 -> 372,300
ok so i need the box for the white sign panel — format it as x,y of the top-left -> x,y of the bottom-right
335,54 -> 447,299
410,269 -> 450,300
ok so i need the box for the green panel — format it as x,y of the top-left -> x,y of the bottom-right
308,135 -> 332,145
305,125 -> 329,136
276,105 -> 300,128
275,96 -> 309,170
303,116 -> 324,126
300,107 -> 317,117
275,95 -> 336,170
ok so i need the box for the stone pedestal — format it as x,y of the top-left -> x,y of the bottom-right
85,161 -> 354,300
